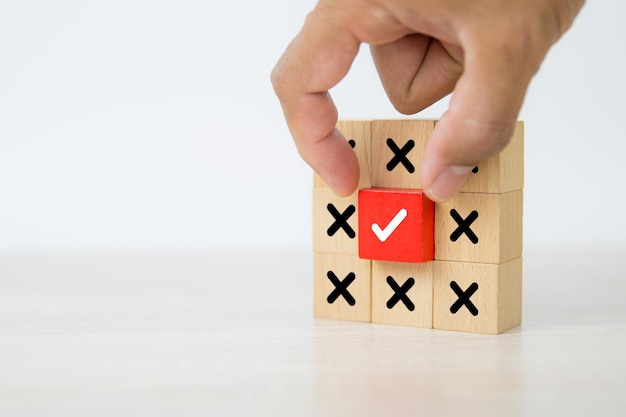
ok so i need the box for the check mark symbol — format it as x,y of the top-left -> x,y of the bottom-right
371,208 -> 408,243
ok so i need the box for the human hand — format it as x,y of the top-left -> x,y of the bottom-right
271,0 -> 585,201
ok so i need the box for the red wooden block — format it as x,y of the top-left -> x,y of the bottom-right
358,188 -> 434,263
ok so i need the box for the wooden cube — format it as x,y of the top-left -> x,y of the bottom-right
372,260 -> 433,328
371,120 -> 434,189
314,120 -> 372,189
314,253 -> 372,322
435,190 -> 523,264
433,258 -> 523,334
313,188 -> 359,255
460,121 -> 524,193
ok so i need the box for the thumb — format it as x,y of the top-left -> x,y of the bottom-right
420,43 -> 533,202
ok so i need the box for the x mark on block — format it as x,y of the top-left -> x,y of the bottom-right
326,204 -> 356,239
326,271 -> 356,306
450,209 -> 479,244
386,276 -> 415,311
386,138 -> 415,173
450,281 -> 479,316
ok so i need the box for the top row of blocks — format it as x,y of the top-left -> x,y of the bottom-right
314,120 -> 524,194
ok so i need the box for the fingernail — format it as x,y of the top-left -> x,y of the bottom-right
427,166 -> 473,202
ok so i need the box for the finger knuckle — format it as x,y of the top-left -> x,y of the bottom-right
389,96 -> 420,115
270,63 -> 288,97
488,2 -> 576,73
354,5 -> 395,40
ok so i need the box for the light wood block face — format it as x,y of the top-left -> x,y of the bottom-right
460,122 -> 525,194
371,120 -> 434,189
314,253 -> 372,322
433,258 -> 523,335
313,188 -> 359,255
314,120 -> 372,189
372,261 -> 433,328
435,190 -> 523,264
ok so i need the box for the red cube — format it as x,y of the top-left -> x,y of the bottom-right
358,188 -> 434,263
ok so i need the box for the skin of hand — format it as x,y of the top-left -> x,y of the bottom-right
271,0 -> 585,201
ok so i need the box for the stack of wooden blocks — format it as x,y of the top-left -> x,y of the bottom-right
313,120 -> 524,334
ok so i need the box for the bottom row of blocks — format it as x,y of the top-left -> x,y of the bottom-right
314,254 -> 522,335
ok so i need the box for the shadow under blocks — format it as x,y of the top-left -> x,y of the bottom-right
313,120 -> 524,334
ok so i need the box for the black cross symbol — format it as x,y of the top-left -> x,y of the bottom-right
450,209 -> 479,244
326,271 -> 356,306
326,204 -> 356,238
450,281 -> 479,316
386,138 -> 415,173
386,276 -> 415,311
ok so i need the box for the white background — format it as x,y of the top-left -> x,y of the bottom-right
0,0 -> 624,252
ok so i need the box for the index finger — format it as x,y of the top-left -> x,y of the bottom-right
271,9 -> 363,196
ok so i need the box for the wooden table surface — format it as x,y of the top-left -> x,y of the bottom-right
1,248 -> 624,416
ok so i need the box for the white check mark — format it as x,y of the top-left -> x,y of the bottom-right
371,208 -> 408,242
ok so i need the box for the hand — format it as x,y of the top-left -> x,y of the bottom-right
271,0 -> 585,201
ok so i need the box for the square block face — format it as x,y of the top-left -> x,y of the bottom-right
314,253 -> 372,322
372,261 -> 433,328
313,188 -> 358,255
359,188 -> 434,263
371,120 -> 434,189
433,258 -> 523,334
435,191 -> 523,264
314,120 -> 372,189
460,121 -> 524,193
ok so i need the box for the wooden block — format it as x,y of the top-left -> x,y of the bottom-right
433,258 -> 523,334
314,253 -> 371,322
371,260 -> 433,328
371,119 -> 434,189
313,188 -> 359,255
460,121 -> 524,193
358,188 -> 434,263
314,120 -> 372,189
435,190 -> 523,264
